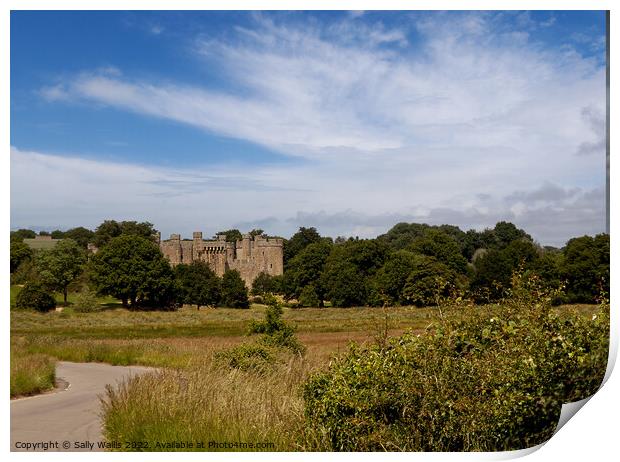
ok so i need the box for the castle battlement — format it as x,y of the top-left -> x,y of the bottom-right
160,231 -> 283,288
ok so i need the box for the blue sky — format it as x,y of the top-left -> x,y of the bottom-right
10,11 -> 607,245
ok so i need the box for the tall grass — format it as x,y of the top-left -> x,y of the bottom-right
101,357 -> 317,451
11,341 -> 56,397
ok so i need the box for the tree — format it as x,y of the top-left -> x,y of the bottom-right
11,229 -> 36,241
90,234 -> 175,309
36,239 -> 86,305
63,226 -> 95,249
282,240 -> 332,304
372,250 -> 421,306
470,249 -> 513,302
321,260 -> 367,307
410,229 -> 468,274
215,229 -> 243,242
10,240 -> 33,273
251,272 -> 280,295
298,284 -> 320,307
493,221 -> 531,249
284,227 -> 322,265
51,229 -> 65,239
175,262 -> 221,308
402,257 -> 458,306
93,220 -> 157,248
15,283 -> 56,312
220,270 -> 249,308
377,222 -> 430,251
561,234 -> 609,302
249,228 -> 264,238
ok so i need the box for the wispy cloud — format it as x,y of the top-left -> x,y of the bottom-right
20,12 -> 607,244
11,146 -> 604,246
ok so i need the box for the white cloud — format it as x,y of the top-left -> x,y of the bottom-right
11,147 -> 605,246
21,13 -> 607,245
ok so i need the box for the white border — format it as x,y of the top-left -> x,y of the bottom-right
3,2 -> 616,461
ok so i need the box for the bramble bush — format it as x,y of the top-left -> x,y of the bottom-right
303,273 -> 609,451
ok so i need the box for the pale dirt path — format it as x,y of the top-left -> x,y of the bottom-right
10,361 -> 154,452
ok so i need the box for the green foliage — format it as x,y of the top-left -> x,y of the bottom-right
90,234 -> 176,309
251,272 -> 280,296
220,270 -> 249,309
249,228 -> 264,238
213,343 -> 276,372
215,229 -> 243,242
93,220 -> 157,248
377,222 -> 431,251
320,239 -> 388,307
321,261 -> 366,307
16,283 -> 57,312
284,226 -> 323,264
561,234 -> 609,303
249,294 -> 305,354
10,240 -> 33,273
35,239 -> 86,304
410,229 -> 468,274
401,257 -> 459,307
493,221 -> 532,249
11,229 -> 37,240
283,240 -> 332,302
303,281 -> 609,451
73,286 -> 101,313
298,285 -> 320,307
175,262 -> 221,308
371,250 -> 420,306
63,226 -> 95,249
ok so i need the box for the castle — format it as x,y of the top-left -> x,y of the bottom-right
158,232 -> 284,288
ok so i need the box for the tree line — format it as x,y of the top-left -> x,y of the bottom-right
10,219 -> 609,311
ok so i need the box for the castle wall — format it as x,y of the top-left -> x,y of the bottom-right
160,231 -> 284,288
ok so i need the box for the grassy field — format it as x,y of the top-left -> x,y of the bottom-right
10,298 -> 598,394
9,284 -> 604,450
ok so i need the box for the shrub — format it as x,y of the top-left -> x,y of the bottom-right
15,283 -> 56,312
213,343 -> 276,372
250,295 -> 265,305
73,287 -> 101,312
298,285 -> 320,307
303,276 -> 609,451
248,294 -> 304,353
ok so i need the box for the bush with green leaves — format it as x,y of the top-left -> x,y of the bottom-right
303,274 -> 609,451
213,343 -> 276,372
298,284 -> 320,307
248,294 -> 305,354
73,287 -> 101,313
15,283 -> 57,312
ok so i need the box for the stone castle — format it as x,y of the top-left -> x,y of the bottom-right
158,232 -> 284,288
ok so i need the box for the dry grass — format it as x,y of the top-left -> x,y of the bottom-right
101,355 -> 321,451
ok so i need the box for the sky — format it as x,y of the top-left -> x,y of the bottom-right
10,10 -> 607,246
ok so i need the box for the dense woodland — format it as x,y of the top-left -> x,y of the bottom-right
10,219 -> 609,311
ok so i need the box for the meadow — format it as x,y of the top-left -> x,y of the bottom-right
9,285 -> 607,451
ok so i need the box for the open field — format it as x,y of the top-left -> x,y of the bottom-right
10,297 -> 607,451
10,300 -> 599,392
